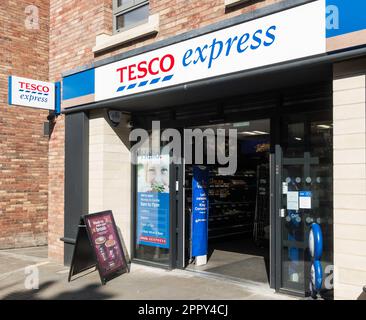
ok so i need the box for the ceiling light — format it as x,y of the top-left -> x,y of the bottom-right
317,124 -> 332,129
240,131 -> 257,135
233,121 -> 250,128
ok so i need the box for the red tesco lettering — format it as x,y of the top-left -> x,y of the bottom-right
116,54 -> 175,83
19,81 -> 50,93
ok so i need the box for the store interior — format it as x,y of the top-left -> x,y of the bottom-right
185,119 -> 271,285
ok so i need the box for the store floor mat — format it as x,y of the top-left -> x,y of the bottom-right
187,249 -> 270,285
204,256 -> 269,284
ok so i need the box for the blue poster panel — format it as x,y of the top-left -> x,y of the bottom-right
137,154 -> 170,249
192,166 -> 209,257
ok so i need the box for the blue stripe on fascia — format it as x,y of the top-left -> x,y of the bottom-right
117,86 -> 126,92
8,76 -> 12,105
63,68 -> 95,100
127,83 -> 137,89
139,81 -> 149,87
162,75 -> 174,82
326,0 -> 366,38
150,78 -> 160,84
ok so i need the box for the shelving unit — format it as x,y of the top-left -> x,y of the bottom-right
186,166 -> 258,239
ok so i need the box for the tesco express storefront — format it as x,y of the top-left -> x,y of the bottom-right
60,0 -> 366,299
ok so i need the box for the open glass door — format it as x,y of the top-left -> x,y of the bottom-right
276,111 -> 333,297
133,132 -> 177,269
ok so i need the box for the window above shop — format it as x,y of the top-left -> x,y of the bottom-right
113,0 -> 150,33
224,0 -> 251,9
93,0 -> 158,54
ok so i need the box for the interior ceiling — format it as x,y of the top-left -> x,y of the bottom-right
101,62 -> 333,113
199,119 -> 270,131
197,119 -> 271,140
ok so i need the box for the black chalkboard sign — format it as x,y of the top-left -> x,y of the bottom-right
68,210 -> 128,285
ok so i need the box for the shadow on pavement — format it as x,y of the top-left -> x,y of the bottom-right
1,280 -> 114,300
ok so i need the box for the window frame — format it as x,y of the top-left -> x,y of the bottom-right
113,0 -> 150,33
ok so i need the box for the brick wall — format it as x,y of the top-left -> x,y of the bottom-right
96,0 -> 284,60
48,0 -> 285,262
0,0 -> 49,249
48,0 -> 113,263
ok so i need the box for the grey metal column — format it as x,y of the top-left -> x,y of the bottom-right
64,112 -> 89,266
274,144 -> 283,291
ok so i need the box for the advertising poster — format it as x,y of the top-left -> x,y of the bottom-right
192,166 -> 209,257
299,191 -> 312,209
241,139 -> 270,154
84,211 -> 126,278
137,154 -> 170,249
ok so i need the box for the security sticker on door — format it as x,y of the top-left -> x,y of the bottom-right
299,191 -> 312,209
287,191 -> 299,211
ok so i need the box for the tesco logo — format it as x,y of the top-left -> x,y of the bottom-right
116,54 -> 175,84
114,25 -> 276,94
19,81 -> 50,93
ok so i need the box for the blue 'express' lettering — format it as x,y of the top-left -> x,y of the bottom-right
182,25 -> 277,69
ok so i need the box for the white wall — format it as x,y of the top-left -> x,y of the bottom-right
89,111 -> 132,258
333,58 -> 366,300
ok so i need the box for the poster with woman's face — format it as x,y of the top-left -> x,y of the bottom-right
137,154 -> 170,193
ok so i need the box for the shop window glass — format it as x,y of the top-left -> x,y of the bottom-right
280,114 -> 333,298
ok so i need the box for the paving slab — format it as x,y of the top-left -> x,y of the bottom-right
0,247 -> 296,300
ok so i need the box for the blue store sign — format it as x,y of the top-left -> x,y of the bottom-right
191,166 -> 209,257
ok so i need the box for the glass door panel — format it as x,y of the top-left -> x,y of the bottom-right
278,112 -> 333,297
134,135 -> 172,266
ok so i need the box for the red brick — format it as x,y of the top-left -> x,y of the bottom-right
0,0 -> 49,250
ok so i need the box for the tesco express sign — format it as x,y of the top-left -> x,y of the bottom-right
95,0 -> 326,101
9,76 -> 55,110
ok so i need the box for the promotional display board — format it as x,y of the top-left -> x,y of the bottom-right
191,166 -> 209,257
8,76 -> 57,111
136,154 -> 170,249
68,211 -> 128,285
95,0 -> 325,102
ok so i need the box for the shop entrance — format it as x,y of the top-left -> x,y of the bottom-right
184,119 -> 271,285
131,80 -> 334,298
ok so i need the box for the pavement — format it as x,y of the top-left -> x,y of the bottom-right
0,246 -> 296,300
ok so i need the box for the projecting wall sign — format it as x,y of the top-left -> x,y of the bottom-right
8,76 -> 60,112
